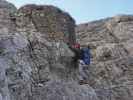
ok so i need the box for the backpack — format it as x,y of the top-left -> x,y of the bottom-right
81,47 -> 90,65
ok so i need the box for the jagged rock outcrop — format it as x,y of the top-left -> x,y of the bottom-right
0,0 -> 16,10
0,0 -> 16,36
1,0 -> 133,100
76,15 -> 133,100
16,4 -> 76,44
0,1 -> 99,100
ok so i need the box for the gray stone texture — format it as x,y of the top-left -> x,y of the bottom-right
76,14 -> 133,100
0,0 -> 133,100
0,1 -> 99,100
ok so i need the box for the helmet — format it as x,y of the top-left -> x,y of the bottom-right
74,43 -> 80,48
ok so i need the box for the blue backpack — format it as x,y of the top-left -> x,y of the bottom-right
81,48 -> 90,65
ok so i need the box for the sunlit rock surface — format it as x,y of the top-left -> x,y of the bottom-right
0,0 -> 133,100
76,14 -> 133,100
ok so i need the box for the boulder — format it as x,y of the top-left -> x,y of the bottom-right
0,2 -> 98,100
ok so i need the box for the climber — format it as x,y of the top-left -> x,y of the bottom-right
78,45 -> 91,85
68,43 -> 82,64
68,43 -> 91,84
68,43 -> 91,65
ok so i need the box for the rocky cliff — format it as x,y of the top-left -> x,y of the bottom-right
0,0 -> 133,100
0,1 -> 98,100
76,15 -> 133,100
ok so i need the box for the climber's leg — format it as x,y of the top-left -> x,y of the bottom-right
78,60 -> 88,84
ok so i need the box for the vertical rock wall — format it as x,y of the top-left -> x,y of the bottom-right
0,1 -> 99,100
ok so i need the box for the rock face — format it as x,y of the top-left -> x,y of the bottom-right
1,0 -> 133,100
0,1 -> 99,100
0,0 -> 16,10
76,15 -> 133,100
16,4 -> 76,44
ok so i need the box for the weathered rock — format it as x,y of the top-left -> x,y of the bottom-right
16,4 -> 76,45
0,0 -> 17,35
0,2 -> 98,100
76,15 -> 133,100
1,0 -> 133,100
0,0 -> 16,11
31,81 -> 99,100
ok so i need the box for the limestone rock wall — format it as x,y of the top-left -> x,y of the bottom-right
16,4 -> 76,45
1,0 -> 133,100
76,15 -> 133,100
0,1 -> 98,100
